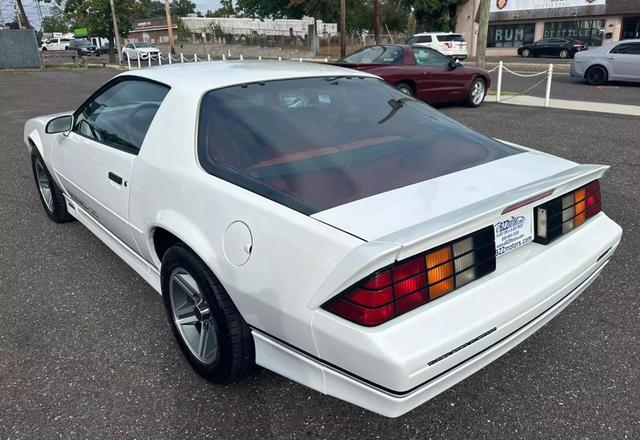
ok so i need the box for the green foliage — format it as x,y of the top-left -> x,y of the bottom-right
205,0 -> 235,17
41,6 -> 71,33
233,0 -> 468,33
171,0 -> 196,16
176,18 -> 191,40
62,0 -> 135,37
133,0 -> 166,19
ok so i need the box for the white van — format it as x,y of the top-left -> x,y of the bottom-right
406,32 -> 468,60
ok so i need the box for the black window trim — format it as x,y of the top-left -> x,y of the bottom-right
610,42 -> 640,54
72,75 -> 171,155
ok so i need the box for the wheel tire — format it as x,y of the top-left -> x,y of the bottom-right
559,49 -> 569,59
161,244 -> 254,383
585,65 -> 608,85
521,48 -> 530,58
465,77 -> 486,108
395,82 -> 413,96
31,152 -> 73,223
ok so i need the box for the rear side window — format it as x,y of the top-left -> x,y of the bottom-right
73,78 -> 169,154
436,34 -> 465,42
198,77 -> 519,213
416,35 -> 432,43
612,43 -> 640,55
342,46 -> 404,64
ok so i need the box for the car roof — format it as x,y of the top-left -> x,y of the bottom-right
413,32 -> 461,36
120,60 -> 378,91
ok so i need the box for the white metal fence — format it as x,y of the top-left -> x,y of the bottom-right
124,51 -> 329,70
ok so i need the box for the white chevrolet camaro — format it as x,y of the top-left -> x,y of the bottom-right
24,62 -> 622,417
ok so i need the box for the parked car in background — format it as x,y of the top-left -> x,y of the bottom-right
23,61 -> 622,418
518,38 -> 587,59
96,41 -> 110,56
66,39 -> 99,56
406,32 -> 468,60
336,44 -> 490,107
571,39 -> 640,85
122,42 -> 161,61
41,37 -> 71,51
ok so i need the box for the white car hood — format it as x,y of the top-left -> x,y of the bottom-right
312,148 -> 579,242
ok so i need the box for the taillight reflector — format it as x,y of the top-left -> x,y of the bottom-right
323,226 -> 496,327
534,180 -> 601,244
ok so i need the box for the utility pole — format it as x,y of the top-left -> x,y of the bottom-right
339,0 -> 345,57
164,0 -> 175,54
15,0 -> 30,28
35,0 -> 43,29
373,0 -> 380,44
476,0 -> 490,69
109,0 -> 122,64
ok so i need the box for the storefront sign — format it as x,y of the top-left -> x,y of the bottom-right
491,0 -> 605,13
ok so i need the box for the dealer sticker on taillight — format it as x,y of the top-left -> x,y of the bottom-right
494,208 -> 534,257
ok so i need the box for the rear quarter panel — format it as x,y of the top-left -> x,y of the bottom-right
128,84 -> 365,355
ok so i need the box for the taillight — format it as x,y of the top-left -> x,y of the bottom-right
323,226 -> 496,326
534,180 -> 601,244
444,42 -> 453,48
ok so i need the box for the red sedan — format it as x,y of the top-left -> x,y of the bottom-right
335,44 -> 491,107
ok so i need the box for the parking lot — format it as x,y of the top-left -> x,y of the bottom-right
0,68 -> 638,439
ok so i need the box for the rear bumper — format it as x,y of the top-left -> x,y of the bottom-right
253,213 -> 621,417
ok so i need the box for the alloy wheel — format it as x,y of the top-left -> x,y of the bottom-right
471,80 -> 485,105
35,159 -> 54,212
169,268 -> 219,364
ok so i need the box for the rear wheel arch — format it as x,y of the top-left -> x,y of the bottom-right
395,80 -> 416,95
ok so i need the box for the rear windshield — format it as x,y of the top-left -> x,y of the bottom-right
437,35 -> 465,42
198,77 -> 519,214
341,46 -> 403,64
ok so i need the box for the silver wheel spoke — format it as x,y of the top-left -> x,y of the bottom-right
176,310 -> 199,326
169,268 -> 218,365
198,322 -> 209,357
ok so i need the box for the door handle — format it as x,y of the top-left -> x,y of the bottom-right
108,172 -> 123,185
423,71 -> 431,76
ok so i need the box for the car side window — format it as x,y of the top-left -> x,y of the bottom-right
417,35 -> 432,43
73,79 -> 170,154
612,43 -> 640,55
413,47 -> 451,67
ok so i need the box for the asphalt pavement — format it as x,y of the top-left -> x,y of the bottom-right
488,67 -> 640,106
0,68 -> 638,440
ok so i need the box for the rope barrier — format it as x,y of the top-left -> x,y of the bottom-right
499,76 -> 548,102
502,65 -> 547,77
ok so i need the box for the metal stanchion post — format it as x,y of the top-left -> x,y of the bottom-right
497,60 -> 503,103
545,64 -> 553,107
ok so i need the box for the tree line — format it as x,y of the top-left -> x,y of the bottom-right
44,0 -> 468,37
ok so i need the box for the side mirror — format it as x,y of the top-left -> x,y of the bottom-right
45,115 -> 73,134
448,60 -> 458,70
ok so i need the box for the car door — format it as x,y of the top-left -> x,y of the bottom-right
52,78 -> 170,251
411,47 -> 463,103
532,39 -> 551,56
608,43 -> 640,81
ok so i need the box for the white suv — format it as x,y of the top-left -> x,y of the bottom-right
406,32 -> 468,60
41,38 -> 72,51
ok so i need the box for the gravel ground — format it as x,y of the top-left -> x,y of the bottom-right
0,68 -> 638,440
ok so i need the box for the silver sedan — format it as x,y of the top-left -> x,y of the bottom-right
571,39 -> 640,85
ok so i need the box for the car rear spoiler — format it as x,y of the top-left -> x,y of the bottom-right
307,163 -> 609,308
